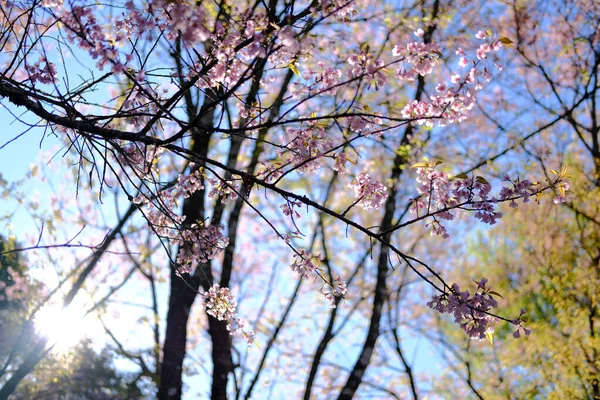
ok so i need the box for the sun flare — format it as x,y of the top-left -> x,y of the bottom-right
34,299 -> 101,351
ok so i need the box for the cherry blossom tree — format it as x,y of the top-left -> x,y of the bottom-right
0,0 -> 576,399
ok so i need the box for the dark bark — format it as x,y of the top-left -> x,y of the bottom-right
157,266 -> 202,400
158,95 -> 214,399
337,3 -> 440,396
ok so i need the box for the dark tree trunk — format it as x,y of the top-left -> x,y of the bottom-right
336,4 -> 440,396
157,269 -> 199,400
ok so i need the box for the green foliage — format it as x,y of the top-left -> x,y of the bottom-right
11,339 -> 144,400
434,166 -> 600,399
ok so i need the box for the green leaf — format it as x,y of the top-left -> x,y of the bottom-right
453,173 -> 469,180
489,290 -> 504,299
475,176 -> 490,185
485,330 -> 494,345
499,37 -> 514,48
289,62 -> 301,78
411,162 -> 429,169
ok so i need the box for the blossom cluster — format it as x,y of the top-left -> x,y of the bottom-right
59,5 -> 131,73
280,199 -> 303,219
347,51 -> 386,90
117,144 -> 165,178
346,113 -> 383,137
207,178 -> 239,204
318,276 -> 347,308
393,35 -> 442,79
117,86 -> 162,129
294,61 -> 343,96
203,284 -> 255,346
411,165 -> 508,237
175,224 -> 228,274
25,57 -> 57,85
427,278 -> 499,340
133,164 -> 229,275
396,30 -> 505,127
203,284 -> 238,321
179,168 -> 205,198
512,309 -> 532,338
290,250 -> 323,278
411,164 -> 570,238
282,122 -> 334,173
290,250 -> 348,309
319,0 -> 357,21
348,172 -> 388,210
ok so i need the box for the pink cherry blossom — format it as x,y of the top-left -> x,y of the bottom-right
348,172 -> 388,210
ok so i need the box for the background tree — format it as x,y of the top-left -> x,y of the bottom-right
1,235 -> 143,399
428,0 -> 600,398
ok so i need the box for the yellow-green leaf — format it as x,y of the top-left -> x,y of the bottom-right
411,162 -> 429,169
485,330 -> 494,345
476,176 -> 490,185
289,62 -> 301,78
498,37 -> 514,48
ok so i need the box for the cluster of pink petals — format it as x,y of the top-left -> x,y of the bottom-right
278,26 -> 300,54
319,0 -> 357,21
393,40 -> 442,79
300,61 -> 343,96
553,181 -> 570,204
319,276 -> 347,308
427,278 -> 499,340
413,165 -> 571,238
117,87 -> 162,129
118,144 -> 164,177
347,52 -> 386,90
348,172 -> 388,210
175,224 -> 228,274
178,167 -> 205,199
512,309 -> 532,338
41,0 -> 61,7
227,317 -> 255,346
395,31 -> 504,127
498,176 -> 535,207
59,5 -> 131,73
25,57 -> 57,84
203,284 -> 237,321
132,165 -> 229,275
283,123 -> 334,173
346,113 -> 383,136
161,1 -> 210,43
281,199 -> 303,219
207,178 -> 239,204
412,166 -> 504,237
203,285 -> 255,345
290,250 -> 323,278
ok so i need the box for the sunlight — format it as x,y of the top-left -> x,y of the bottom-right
34,297 -> 102,352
